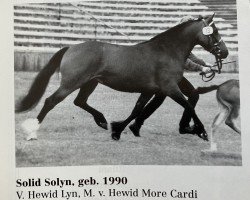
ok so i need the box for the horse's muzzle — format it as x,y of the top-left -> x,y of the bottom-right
219,49 -> 229,59
211,46 -> 228,59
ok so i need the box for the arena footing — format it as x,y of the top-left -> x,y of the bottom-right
201,149 -> 241,160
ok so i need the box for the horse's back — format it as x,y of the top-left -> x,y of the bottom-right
60,41 -> 104,71
60,41 -> 146,71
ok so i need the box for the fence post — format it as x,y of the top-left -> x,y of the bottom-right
94,19 -> 97,41
57,3 -> 62,80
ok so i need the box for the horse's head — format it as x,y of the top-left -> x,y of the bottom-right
196,14 -> 228,59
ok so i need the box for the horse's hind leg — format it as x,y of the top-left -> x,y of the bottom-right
225,105 -> 241,134
111,93 -> 153,140
74,81 -> 108,130
23,86 -> 75,140
37,86 -> 74,123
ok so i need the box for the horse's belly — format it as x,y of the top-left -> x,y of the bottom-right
106,84 -> 159,93
95,76 -> 159,93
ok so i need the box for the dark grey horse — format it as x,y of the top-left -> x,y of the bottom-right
16,14 -> 228,141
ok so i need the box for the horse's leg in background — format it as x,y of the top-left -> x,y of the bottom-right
225,105 -> 241,134
178,77 -> 199,133
111,93 -> 153,140
210,104 -> 229,141
74,80 -> 108,130
129,94 -> 166,137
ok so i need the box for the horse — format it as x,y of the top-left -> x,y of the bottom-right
15,14 -> 228,141
194,79 -> 240,138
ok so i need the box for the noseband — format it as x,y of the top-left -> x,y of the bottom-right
201,18 -> 223,75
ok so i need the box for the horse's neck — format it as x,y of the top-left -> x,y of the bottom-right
172,34 -> 196,60
155,24 -> 198,61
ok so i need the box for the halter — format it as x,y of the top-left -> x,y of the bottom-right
201,18 -> 223,76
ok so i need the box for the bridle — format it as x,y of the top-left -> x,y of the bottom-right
199,17 -> 224,81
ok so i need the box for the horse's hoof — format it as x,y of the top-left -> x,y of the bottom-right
111,133 -> 120,141
21,118 -> 40,141
111,122 -> 125,141
99,122 -> 108,130
111,121 -> 125,133
198,131 -> 209,141
179,125 -> 195,135
192,125 -> 208,141
198,132 -> 209,141
129,123 -> 140,137
26,132 -> 38,141
94,116 -> 108,130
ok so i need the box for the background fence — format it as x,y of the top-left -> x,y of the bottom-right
14,0 -> 238,72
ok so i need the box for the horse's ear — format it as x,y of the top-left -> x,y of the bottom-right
207,13 -> 215,22
198,15 -> 203,20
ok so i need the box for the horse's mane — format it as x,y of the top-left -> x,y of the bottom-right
150,19 -> 199,42
140,18 -> 201,45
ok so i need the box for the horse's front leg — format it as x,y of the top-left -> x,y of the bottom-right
111,93 -> 153,140
129,94 -> 166,137
178,77 -> 199,134
167,84 -> 208,141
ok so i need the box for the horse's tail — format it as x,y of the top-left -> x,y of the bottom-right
194,84 -> 220,95
15,47 -> 69,113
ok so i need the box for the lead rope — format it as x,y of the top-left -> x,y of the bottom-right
216,55 -> 223,74
199,60 -> 236,82
199,69 -> 216,82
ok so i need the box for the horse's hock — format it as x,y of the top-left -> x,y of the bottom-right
14,0 -> 238,72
